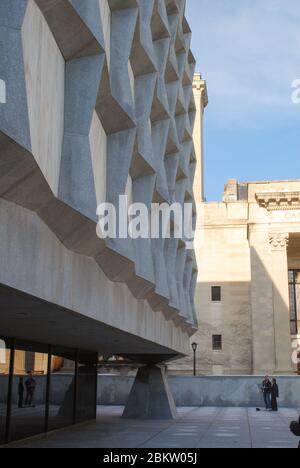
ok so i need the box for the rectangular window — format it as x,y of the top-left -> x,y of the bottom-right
0,336 -> 98,444
211,286 -> 221,302
212,335 -> 222,351
10,341 -> 49,442
289,270 -> 299,335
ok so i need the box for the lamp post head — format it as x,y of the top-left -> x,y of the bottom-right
192,342 -> 198,352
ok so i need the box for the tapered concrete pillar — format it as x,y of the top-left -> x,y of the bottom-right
122,365 -> 178,420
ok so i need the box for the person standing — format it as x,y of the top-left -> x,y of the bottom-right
262,375 -> 272,411
271,378 -> 279,412
25,371 -> 37,407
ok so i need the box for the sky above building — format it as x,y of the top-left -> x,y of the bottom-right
186,0 -> 300,201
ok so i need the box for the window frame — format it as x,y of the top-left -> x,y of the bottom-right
288,270 -> 299,335
211,286 -> 222,302
212,335 -> 222,351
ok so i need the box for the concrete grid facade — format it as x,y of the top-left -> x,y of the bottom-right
0,0 -> 198,358
0,0 -> 202,442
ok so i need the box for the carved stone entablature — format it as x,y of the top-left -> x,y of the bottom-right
193,74 -> 208,108
269,232 -> 289,251
256,192 -> 300,211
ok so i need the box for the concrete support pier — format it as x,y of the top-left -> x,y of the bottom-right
122,366 -> 178,420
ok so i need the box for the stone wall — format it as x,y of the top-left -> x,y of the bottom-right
2,374 -> 299,408
98,375 -> 300,408
171,179 -> 300,376
170,202 -> 253,375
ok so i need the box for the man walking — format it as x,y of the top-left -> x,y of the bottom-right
262,375 -> 272,411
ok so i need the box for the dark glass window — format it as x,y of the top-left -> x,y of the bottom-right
77,351 -> 97,423
0,338 -> 11,444
212,335 -> 222,351
48,347 -> 76,431
10,341 -> 48,442
289,270 -> 299,335
211,286 -> 221,302
0,336 -> 98,444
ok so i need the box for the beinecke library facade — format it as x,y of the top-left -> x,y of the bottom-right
0,0 -> 199,443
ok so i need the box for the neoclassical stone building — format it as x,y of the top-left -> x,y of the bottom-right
189,179 -> 300,376
173,178 -> 300,376
171,77 -> 300,375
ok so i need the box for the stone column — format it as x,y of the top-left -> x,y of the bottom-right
122,365 -> 178,420
250,230 -> 276,374
193,74 -> 208,203
269,232 -> 293,373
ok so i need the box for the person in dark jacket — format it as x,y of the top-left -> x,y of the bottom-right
290,415 -> 300,449
271,378 -> 279,412
262,375 -> 272,410
18,377 -> 24,408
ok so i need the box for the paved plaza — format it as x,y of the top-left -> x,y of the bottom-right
10,406 -> 300,449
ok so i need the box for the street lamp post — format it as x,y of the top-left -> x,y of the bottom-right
192,342 -> 198,377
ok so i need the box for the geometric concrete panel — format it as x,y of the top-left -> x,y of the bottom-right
35,0 -> 105,60
0,0 -> 199,339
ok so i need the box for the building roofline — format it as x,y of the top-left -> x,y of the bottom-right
240,178 -> 300,185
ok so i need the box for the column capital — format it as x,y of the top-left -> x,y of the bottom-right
269,232 -> 289,251
193,74 -> 208,108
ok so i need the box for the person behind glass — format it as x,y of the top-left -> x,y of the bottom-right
262,375 -> 272,411
271,378 -> 279,412
18,377 -> 24,408
25,371 -> 37,407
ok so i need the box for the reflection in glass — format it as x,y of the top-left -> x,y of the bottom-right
0,336 -> 98,443
10,342 -> 48,442
77,352 -> 97,423
0,338 -> 10,444
48,348 -> 76,431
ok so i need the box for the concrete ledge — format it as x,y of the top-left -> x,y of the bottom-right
98,375 -> 300,408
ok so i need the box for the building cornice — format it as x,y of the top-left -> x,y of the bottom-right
193,74 -> 208,108
256,192 -> 300,211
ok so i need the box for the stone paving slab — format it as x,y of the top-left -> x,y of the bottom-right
10,406 -> 300,449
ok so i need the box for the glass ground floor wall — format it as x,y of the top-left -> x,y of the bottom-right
0,336 -> 98,444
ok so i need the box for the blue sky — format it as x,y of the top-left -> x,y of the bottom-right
185,0 -> 300,201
